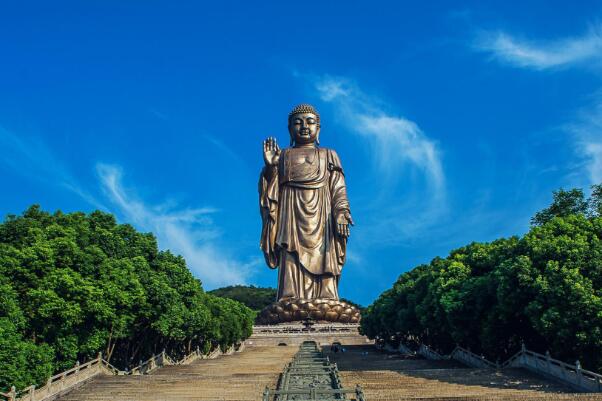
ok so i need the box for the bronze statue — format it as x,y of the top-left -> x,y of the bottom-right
258,104 -> 359,324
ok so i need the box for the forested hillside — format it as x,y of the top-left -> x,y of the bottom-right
0,206 -> 255,392
208,285 -> 364,314
208,285 -> 276,311
361,185 -> 602,371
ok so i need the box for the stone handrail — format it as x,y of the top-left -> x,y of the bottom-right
417,343 -> 446,360
252,324 -> 360,335
176,348 -> 203,365
393,341 -> 602,392
205,347 -> 222,359
129,350 -> 172,375
398,342 -> 414,355
1,343 -> 244,401
450,346 -> 497,369
502,346 -> 602,392
1,352 -> 120,401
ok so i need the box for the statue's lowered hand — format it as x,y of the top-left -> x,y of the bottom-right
336,211 -> 354,238
263,137 -> 281,166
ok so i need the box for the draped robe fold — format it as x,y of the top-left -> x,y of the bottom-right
259,146 -> 350,301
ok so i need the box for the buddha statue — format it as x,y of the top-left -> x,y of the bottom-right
258,104 -> 359,324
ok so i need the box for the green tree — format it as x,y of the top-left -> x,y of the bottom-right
0,205 -> 254,392
531,188 -> 587,226
362,184 -> 602,371
209,285 -> 276,311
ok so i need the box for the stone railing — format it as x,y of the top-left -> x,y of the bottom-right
449,346 -> 497,369
128,350 -> 173,375
397,342 -> 414,355
252,323 -> 360,336
1,352 -> 121,401
1,343 -> 243,401
502,344 -> 602,393
392,341 -> 602,393
417,343 -> 446,360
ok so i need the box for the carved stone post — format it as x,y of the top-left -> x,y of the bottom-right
97,352 -> 103,373
545,351 -> 551,373
9,386 -> 16,401
576,360 -> 582,387
520,341 -> 526,365
28,385 -> 35,401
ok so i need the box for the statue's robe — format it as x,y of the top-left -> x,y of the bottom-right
259,146 -> 350,300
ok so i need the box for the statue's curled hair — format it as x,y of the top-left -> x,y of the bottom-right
288,104 -> 320,123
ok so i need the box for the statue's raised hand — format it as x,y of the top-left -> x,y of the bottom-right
336,211 -> 354,239
263,137 -> 281,166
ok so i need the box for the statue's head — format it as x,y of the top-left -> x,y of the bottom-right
288,104 -> 321,146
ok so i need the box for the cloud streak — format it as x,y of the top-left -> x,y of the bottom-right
0,127 -> 104,208
474,25 -> 602,70
473,25 -> 602,185
0,127 -> 255,289
565,98 -> 602,184
303,75 -> 447,245
96,163 -> 255,288
315,76 -> 445,194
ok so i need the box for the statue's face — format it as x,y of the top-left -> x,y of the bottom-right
289,112 -> 320,145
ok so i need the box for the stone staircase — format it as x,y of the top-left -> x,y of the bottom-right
58,346 -> 297,401
50,341 -> 602,401
326,345 -> 602,401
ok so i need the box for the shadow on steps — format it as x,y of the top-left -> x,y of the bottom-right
323,345 -> 602,400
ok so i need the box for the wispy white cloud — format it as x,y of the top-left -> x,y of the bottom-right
315,76 -> 445,195
0,127 -> 256,288
474,25 -> 602,70
585,143 -> 602,183
0,127 -> 104,208
96,163 -> 255,288
473,24 -> 602,185
565,98 -> 602,184
298,75 -> 447,245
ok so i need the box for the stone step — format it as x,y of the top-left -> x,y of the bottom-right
55,339 -> 602,401
326,345 -> 602,401
58,346 -> 297,401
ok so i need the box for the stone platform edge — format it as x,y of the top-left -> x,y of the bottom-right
245,323 -> 373,347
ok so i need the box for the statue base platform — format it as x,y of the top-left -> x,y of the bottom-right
245,322 -> 373,347
255,298 -> 361,325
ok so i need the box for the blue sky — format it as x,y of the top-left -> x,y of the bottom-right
1,1 -> 601,306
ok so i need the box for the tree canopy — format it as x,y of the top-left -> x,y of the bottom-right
361,185 -> 602,371
0,206 -> 255,392
209,285 -> 277,312
208,285 -> 364,317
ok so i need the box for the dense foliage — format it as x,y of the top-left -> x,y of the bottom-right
208,285 -> 364,315
0,206 -> 255,392
209,285 -> 277,311
361,185 -> 602,371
